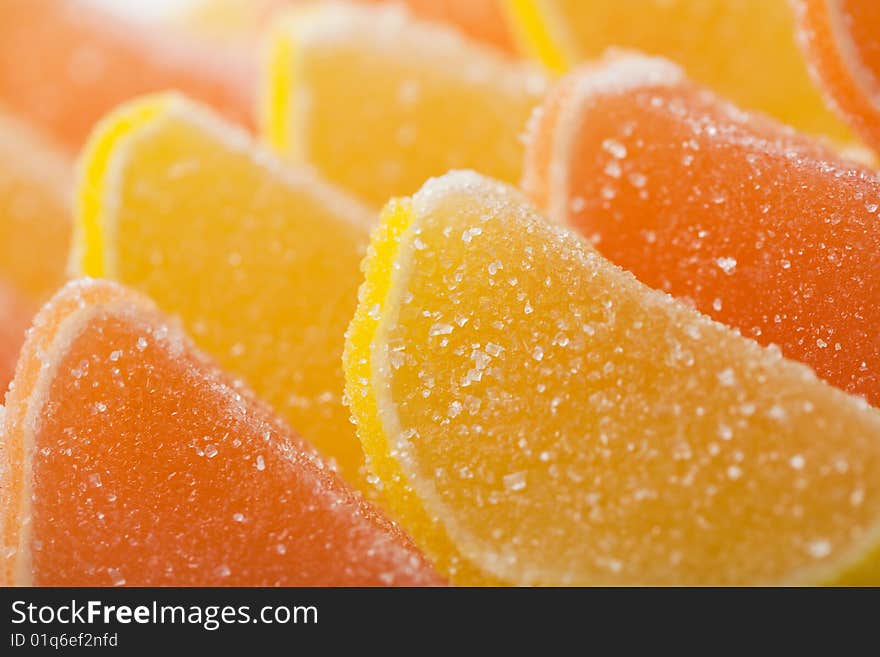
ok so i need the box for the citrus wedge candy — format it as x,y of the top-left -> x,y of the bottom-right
262,2 -> 548,205
74,93 -> 373,486
344,170 -> 880,586
792,1 -> 880,153
0,278 -> 443,586
522,52 -> 880,406
505,0 -> 851,140
0,109 -> 72,303
0,0 -> 253,152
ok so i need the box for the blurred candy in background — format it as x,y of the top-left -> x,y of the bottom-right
5,0 -> 880,588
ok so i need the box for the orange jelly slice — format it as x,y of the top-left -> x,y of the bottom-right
523,52 -> 880,406
0,0 -> 253,152
0,278 -> 443,586
345,171 -> 880,585
793,0 -> 880,152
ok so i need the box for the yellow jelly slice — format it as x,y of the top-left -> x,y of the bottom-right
344,170 -> 880,585
75,93 -> 373,485
0,109 -> 71,302
262,2 -> 548,206
504,0 -> 852,140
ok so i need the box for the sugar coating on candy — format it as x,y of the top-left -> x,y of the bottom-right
75,93 -> 372,485
263,2 -> 548,205
0,0 -> 253,152
345,170 -> 880,585
523,51 -> 880,406
0,278 -> 443,586
792,0 -> 880,152
0,111 -> 71,302
509,0 -> 852,140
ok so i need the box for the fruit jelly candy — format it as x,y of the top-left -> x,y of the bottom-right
505,0 -> 852,140
74,93 -> 373,486
522,52 -> 880,406
792,0 -> 880,152
0,0 -> 253,152
344,170 -> 880,585
0,278 -> 443,586
262,2 -> 548,205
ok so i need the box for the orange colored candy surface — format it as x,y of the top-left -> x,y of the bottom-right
0,0 -> 253,152
523,53 -> 880,404
0,279 -> 442,586
793,0 -> 880,152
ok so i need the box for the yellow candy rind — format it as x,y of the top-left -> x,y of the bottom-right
261,8 -> 318,162
74,94 -> 174,278
261,18 -> 294,154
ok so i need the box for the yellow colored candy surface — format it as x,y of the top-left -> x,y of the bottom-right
263,2 -> 548,205
75,93 -> 372,484
345,171 -> 880,585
